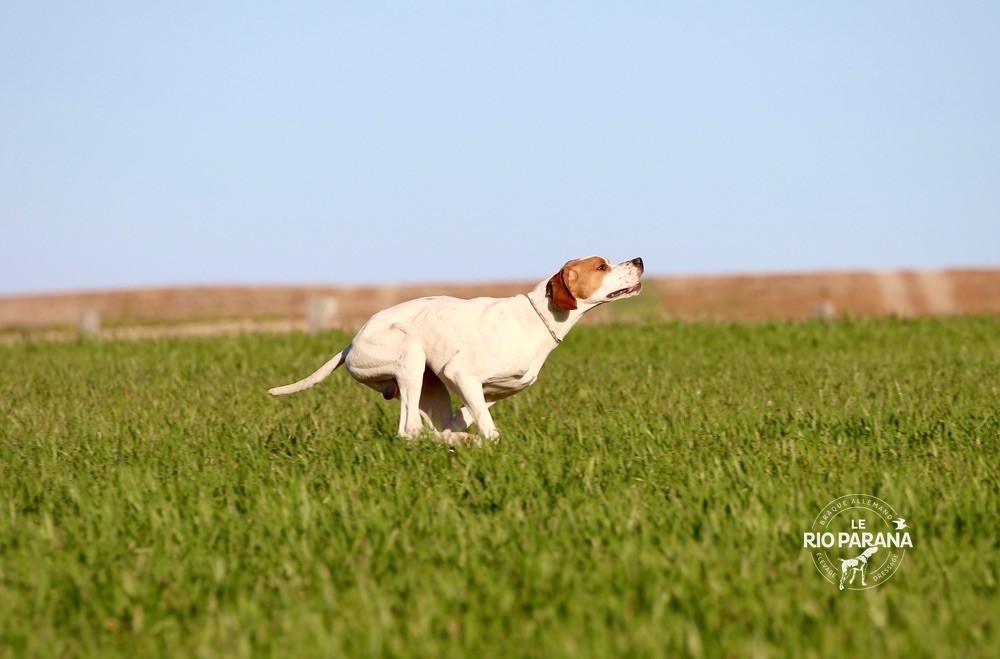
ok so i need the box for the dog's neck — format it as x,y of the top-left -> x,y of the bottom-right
524,282 -> 592,344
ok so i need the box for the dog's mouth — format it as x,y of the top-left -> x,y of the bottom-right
606,283 -> 642,300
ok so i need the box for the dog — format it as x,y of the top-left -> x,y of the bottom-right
269,256 -> 644,442
839,546 -> 878,590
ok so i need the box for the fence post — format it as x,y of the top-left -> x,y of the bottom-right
811,300 -> 835,321
307,297 -> 340,333
79,309 -> 101,336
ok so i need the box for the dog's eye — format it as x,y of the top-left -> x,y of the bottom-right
597,264 -> 608,271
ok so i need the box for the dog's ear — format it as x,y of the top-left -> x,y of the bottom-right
546,267 -> 578,311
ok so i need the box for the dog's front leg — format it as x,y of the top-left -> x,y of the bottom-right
444,371 -> 499,440
445,401 -> 497,433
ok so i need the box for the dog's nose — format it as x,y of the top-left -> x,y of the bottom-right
630,257 -> 644,272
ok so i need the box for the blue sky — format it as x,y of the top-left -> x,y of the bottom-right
2,2 -> 998,295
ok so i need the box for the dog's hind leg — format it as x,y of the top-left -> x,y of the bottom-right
418,369 -> 454,433
394,339 -> 429,438
345,326 -> 427,438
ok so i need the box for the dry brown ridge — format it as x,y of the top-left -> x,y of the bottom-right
1,269 -> 997,340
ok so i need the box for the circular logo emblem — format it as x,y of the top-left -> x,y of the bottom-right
802,494 -> 913,590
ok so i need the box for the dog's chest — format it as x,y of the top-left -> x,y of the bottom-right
479,344 -> 549,396
482,367 -> 540,396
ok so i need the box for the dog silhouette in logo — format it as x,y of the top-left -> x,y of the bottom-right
839,547 -> 878,590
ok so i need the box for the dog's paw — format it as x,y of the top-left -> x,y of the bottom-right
441,430 -> 473,445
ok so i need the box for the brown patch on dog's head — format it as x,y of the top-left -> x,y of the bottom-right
546,256 -> 612,311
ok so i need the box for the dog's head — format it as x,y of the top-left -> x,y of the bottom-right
546,256 -> 644,312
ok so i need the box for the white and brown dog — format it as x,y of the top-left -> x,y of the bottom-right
269,256 -> 644,441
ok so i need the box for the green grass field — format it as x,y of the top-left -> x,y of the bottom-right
1,317 -> 997,657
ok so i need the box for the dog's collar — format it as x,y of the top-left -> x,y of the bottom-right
524,294 -> 562,344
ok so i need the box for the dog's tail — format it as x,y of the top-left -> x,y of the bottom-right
268,348 -> 348,396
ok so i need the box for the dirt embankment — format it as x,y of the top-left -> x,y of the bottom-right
654,269 -> 998,321
1,269 -> 997,340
